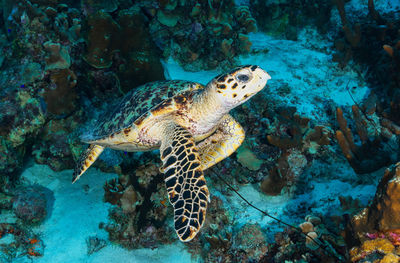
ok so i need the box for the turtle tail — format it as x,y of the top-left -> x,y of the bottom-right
72,144 -> 104,183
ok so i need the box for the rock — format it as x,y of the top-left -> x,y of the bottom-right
12,185 -> 54,224
352,163 -> 400,241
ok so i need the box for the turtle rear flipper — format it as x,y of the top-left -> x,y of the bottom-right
73,144 -> 104,183
160,123 -> 210,242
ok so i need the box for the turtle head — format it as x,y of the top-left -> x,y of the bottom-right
208,65 -> 271,110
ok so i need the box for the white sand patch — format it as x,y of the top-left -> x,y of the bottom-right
163,30 -> 370,122
89,243 -> 194,263
210,156 -> 381,240
218,173 -> 376,238
15,164 -> 194,263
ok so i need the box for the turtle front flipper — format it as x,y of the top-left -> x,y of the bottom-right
160,123 -> 210,242
197,114 -> 245,170
72,144 -> 104,183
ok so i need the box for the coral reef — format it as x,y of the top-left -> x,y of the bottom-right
261,215 -> 345,262
335,103 -> 398,174
260,106 -> 331,195
231,223 -> 268,261
186,196 -> 271,262
0,185 -> 48,261
0,223 -> 44,260
250,0 -> 333,39
43,41 -> 71,70
32,113 -> 83,171
383,89 -> 400,127
0,0 -> 85,182
42,69 -> 78,116
332,0 -> 400,96
332,0 -> 362,67
185,195 -> 234,261
350,238 -> 400,263
101,164 -> 174,249
0,89 -> 45,179
0,0 -> 166,182
265,107 -> 331,151
145,0 -> 257,71
82,11 -> 119,69
351,163 -> 400,240
0,0 -> 399,261
82,7 -> 165,92
382,39 -> 400,90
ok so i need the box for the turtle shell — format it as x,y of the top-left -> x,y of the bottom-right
85,80 -> 204,141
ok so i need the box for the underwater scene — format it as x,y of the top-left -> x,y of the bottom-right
1,0 -> 400,262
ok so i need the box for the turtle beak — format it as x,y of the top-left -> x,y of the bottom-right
260,69 -> 271,83
255,67 -> 271,91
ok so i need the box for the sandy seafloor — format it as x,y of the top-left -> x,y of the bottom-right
0,25 -> 387,262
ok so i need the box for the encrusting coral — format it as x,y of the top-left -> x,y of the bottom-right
349,238 -> 399,262
344,163 -> 400,261
351,163 -> 400,239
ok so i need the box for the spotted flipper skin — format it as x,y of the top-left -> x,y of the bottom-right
160,123 -> 210,242
72,144 -> 104,183
197,114 -> 245,170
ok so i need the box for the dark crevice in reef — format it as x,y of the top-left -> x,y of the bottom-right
121,158 -> 165,229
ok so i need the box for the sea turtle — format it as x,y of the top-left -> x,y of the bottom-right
73,65 -> 271,242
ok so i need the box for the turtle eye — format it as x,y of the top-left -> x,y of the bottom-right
236,74 -> 250,83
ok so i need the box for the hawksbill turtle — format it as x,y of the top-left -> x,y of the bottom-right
73,65 -> 271,242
